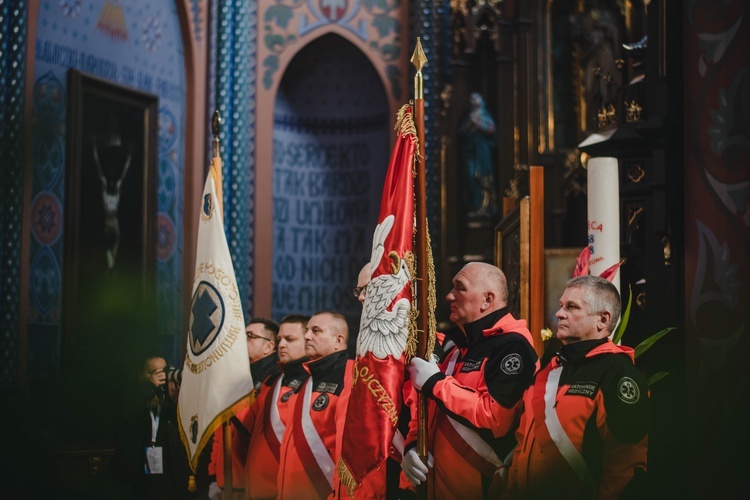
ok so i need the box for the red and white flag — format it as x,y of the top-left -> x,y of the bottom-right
337,105 -> 418,497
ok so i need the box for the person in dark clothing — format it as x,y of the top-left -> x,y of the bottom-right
106,355 -> 193,499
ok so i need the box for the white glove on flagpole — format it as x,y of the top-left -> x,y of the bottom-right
401,448 -> 434,486
208,481 -> 222,500
409,357 -> 440,391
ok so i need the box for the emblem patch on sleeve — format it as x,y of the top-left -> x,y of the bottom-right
312,393 -> 329,411
501,353 -> 523,374
617,376 -> 640,404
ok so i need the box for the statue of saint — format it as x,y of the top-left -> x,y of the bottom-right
459,92 -> 496,217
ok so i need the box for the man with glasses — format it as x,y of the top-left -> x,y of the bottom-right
208,319 -> 281,499
353,263 -> 370,304
244,319 -> 281,394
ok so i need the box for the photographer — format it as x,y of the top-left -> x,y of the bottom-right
106,355 -> 193,499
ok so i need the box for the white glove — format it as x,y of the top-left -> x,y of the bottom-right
409,357 -> 440,391
401,448 -> 434,486
208,481 -> 222,500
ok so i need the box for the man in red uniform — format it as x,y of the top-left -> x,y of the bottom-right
231,314 -> 310,499
277,310 -> 353,499
402,262 -> 538,499
208,318 -> 281,499
506,275 -> 649,499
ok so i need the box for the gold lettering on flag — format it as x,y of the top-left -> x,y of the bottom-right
352,361 -> 398,426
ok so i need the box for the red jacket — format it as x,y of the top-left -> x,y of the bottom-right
209,354 -> 281,493
406,309 -> 538,499
506,339 -> 649,499
233,357 -> 308,499
277,350 -> 353,499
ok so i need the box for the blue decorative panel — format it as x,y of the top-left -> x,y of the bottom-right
29,243 -> 61,318
32,72 -> 65,190
29,0 -> 187,378
411,1 -> 450,255
0,0 -> 28,388
216,0 -> 255,317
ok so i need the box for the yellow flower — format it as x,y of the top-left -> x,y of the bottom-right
541,328 -> 554,342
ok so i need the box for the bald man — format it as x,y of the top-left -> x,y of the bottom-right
402,262 -> 539,499
354,263 -> 370,304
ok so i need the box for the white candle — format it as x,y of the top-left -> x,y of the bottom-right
587,157 -> 621,292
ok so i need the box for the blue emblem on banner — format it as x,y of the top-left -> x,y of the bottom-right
189,281 -> 225,355
202,192 -> 213,220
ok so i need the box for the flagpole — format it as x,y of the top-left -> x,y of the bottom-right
411,38 -> 430,499
211,110 -> 234,497
211,110 -> 224,218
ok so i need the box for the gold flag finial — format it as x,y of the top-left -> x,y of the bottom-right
211,110 -> 221,158
411,38 -> 428,100
410,38 -> 428,73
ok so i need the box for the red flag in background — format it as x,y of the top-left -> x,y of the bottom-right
573,246 -> 590,277
572,245 -> 623,282
337,105 -> 417,498
598,259 -> 624,282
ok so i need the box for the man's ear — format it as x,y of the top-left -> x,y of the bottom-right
264,339 -> 276,357
596,310 -> 612,334
336,333 -> 346,349
482,291 -> 495,311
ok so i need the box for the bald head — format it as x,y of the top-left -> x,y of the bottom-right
304,310 -> 349,360
469,262 -> 508,304
356,263 -> 371,304
446,262 -> 508,328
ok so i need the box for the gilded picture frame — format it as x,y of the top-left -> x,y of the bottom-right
543,248 -> 581,330
495,196 -> 530,321
63,69 -> 158,365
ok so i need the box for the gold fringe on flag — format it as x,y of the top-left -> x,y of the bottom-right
404,200 -> 437,360
337,458 -> 358,497
394,103 -> 422,168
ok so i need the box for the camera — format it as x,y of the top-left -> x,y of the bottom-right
166,366 -> 182,384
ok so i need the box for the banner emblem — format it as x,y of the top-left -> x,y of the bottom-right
201,192 -> 214,221
189,281 -> 225,355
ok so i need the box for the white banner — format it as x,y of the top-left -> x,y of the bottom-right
177,168 -> 252,471
587,157 -> 621,292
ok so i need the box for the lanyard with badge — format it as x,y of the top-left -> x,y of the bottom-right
144,404 -> 164,474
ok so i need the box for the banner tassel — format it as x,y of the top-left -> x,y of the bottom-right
337,458 -> 358,498
188,474 -> 197,493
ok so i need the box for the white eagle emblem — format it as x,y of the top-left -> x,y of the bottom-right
357,215 -> 411,359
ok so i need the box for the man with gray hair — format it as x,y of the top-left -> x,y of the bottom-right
506,275 -> 649,499
403,262 -> 538,498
